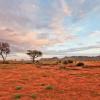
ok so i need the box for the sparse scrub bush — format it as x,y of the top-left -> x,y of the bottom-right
67,60 -> 73,63
55,60 -> 59,65
31,94 -> 37,99
35,60 -> 39,64
62,60 -> 68,64
58,60 -> 61,64
14,94 -> 22,100
59,66 -> 66,70
76,62 -> 84,66
40,83 -> 45,86
15,86 -> 23,90
45,85 -> 54,90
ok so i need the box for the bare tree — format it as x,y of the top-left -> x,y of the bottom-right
0,42 -> 10,63
27,50 -> 42,63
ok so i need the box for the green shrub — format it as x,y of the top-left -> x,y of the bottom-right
76,62 -> 84,66
14,94 -> 22,99
31,94 -> 37,99
15,86 -> 22,90
45,85 -> 54,90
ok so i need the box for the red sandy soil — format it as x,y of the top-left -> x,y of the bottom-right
0,63 -> 100,100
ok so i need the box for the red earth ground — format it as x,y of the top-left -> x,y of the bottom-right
0,62 -> 100,100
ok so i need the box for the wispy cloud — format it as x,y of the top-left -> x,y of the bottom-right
44,44 -> 100,56
0,0 -> 100,59
89,31 -> 100,37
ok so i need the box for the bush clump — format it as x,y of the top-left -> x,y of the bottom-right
59,66 -> 66,70
67,60 -> 73,63
14,94 -> 22,99
62,60 -> 73,64
15,86 -> 23,90
62,60 -> 68,64
45,85 -> 54,90
31,94 -> 37,99
76,62 -> 84,66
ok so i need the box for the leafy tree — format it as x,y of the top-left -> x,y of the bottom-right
0,42 -> 10,63
27,50 -> 42,63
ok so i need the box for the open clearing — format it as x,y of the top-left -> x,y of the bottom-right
0,62 -> 100,100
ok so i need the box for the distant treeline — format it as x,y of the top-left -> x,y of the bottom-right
40,56 -> 100,62
62,56 -> 100,61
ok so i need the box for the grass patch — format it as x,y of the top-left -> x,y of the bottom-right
31,94 -> 37,99
39,83 -> 45,86
45,85 -> 54,90
14,94 -> 22,100
15,86 -> 23,90
59,90 -> 65,94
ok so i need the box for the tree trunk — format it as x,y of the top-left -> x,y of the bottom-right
1,54 -> 6,63
32,57 -> 35,63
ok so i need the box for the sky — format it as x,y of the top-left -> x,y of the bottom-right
0,0 -> 100,60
